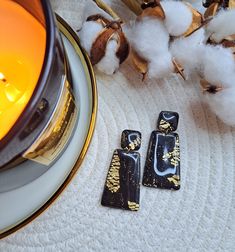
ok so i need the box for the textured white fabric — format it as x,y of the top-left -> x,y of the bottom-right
1,1 -> 235,251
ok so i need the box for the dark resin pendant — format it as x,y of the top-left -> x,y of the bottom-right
101,130 -> 141,211
143,111 -> 180,190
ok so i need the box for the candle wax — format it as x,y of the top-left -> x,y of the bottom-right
0,0 -> 46,140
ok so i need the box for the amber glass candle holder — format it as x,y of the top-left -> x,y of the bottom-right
0,0 -> 77,169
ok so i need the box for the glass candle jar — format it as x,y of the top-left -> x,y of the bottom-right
0,0 -> 77,169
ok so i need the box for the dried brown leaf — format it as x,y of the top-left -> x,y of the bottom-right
138,5 -> 165,20
229,0 -> 235,9
183,3 -> 204,37
221,35 -> 235,54
86,14 -> 110,26
221,39 -> 235,48
116,30 -> 130,64
185,17 -> 212,38
131,50 -> 148,80
204,2 -> 219,18
90,28 -> 116,65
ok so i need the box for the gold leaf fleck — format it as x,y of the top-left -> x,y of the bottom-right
167,175 -> 180,187
128,201 -> 140,211
106,150 -> 121,193
162,137 -> 180,166
159,119 -> 172,132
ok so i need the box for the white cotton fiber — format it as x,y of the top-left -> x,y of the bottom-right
126,17 -> 174,78
126,17 -> 170,53
161,1 -> 193,36
204,87 -> 235,126
78,21 -> 103,54
201,45 -> 235,88
206,9 -> 235,42
148,52 -> 173,78
170,28 -> 206,77
82,0 -> 112,22
96,39 -> 120,74
201,45 -> 235,126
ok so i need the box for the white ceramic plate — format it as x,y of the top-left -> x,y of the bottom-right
0,16 -> 97,237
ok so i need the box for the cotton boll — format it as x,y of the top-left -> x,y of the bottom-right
79,0 -> 113,52
201,45 -> 235,125
148,52 -> 173,79
170,29 -> 206,77
126,17 -> 174,79
203,87 -> 235,126
202,45 -> 235,88
96,39 -> 120,74
78,21 -> 103,54
78,0 -> 129,75
206,9 -> 235,42
127,17 -> 170,54
161,1 -> 193,36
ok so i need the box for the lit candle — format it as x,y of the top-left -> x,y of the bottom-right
0,0 -> 46,140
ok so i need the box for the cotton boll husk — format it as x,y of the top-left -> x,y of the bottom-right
79,0 -> 113,54
206,9 -> 235,43
170,28 -> 206,77
161,1 -> 193,36
203,87 -> 235,126
201,45 -> 235,88
96,39 -> 120,75
126,17 -> 174,78
78,21 -> 103,54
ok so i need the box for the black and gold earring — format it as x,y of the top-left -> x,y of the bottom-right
101,130 -> 141,211
142,111 -> 180,190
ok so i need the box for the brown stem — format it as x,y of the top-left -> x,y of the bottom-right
93,0 -> 122,21
172,59 -> 186,81
121,0 -> 143,15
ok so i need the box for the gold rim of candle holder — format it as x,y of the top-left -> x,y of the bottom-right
0,14 -> 98,240
22,76 -> 77,165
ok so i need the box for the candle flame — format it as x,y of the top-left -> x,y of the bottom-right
0,72 -> 6,82
0,72 -> 22,102
5,84 -> 22,102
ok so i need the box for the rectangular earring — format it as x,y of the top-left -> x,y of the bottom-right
101,130 -> 141,211
142,111 -> 180,190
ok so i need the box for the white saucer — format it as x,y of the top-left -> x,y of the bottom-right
0,16 -> 97,238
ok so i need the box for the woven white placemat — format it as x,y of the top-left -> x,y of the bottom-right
1,1 -> 235,251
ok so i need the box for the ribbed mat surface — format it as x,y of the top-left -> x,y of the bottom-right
1,1 -> 235,251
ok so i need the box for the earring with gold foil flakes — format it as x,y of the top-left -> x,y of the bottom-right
142,111 -> 180,190
101,130 -> 141,211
